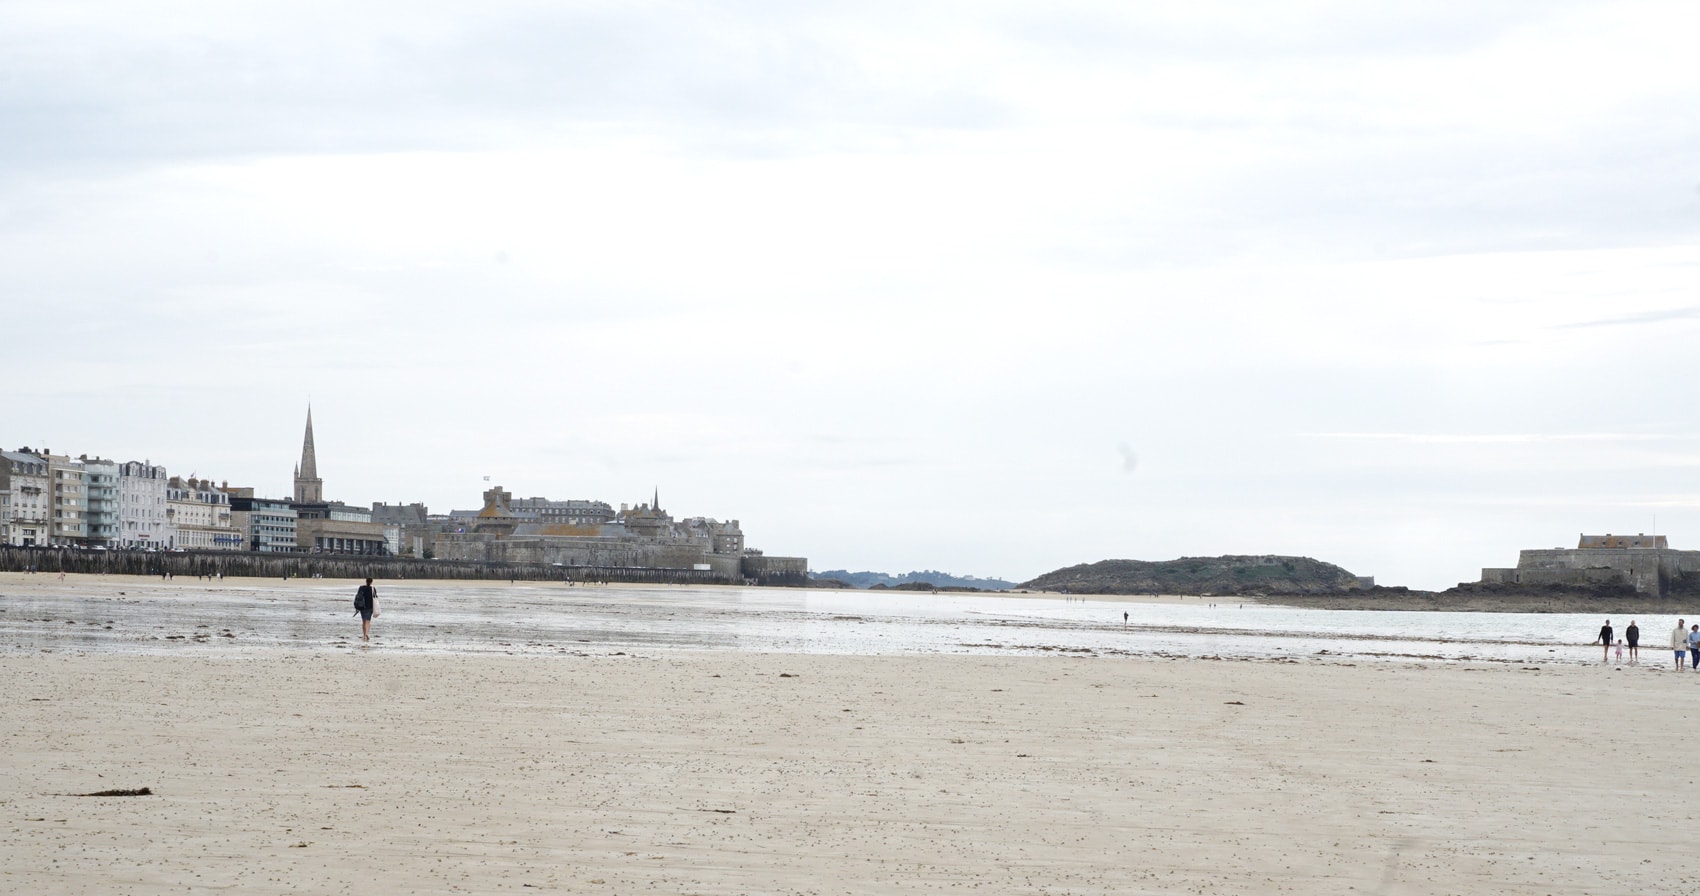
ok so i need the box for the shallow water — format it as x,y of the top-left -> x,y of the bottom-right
0,577 -> 1671,667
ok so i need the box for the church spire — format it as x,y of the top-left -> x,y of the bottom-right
299,407 -> 318,480
293,406 -> 324,504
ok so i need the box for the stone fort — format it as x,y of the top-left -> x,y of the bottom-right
1481,533 -> 1700,598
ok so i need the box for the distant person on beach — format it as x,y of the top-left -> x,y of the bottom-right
1598,620 -> 1612,661
1673,620 -> 1687,670
1689,625 -> 1700,670
1615,640 -> 1624,662
1626,621 -> 1640,661
354,578 -> 379,642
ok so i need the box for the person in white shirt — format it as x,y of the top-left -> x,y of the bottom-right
1674,620 -> 1688,671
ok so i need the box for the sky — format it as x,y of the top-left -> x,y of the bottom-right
3,1 -> 1698,589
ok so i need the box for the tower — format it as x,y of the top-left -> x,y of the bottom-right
293,407 -> 324,504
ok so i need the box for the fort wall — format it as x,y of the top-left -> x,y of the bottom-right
1480,547 -> 1700,597
742,555 -> 809,586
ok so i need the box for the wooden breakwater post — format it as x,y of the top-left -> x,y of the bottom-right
0,545 -> 737,585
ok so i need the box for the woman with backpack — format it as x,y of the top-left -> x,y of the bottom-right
354,578 -> 379,642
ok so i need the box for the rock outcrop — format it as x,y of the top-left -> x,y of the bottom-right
1019,555 -> 1361,596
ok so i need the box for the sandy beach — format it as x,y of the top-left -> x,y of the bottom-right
1,575 -> 1687,894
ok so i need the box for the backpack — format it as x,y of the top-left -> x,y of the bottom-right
353,584 -> 373,615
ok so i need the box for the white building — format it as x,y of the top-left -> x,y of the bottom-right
167,476 -> 238,550
80,456 -> 120,546
118,461 -> 172,549
0,450 -> 50,546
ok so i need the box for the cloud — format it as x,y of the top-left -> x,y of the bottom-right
1549,305 -> 1700,330
1302,432 -> 1690,444
0,2 -> 1017,173
1004,0 -> 1587,64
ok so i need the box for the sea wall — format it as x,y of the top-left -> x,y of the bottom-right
0,546 -> 732,585
431,534 -> 745,581
742,555 -> 809,586
1480,548 -> 1700,598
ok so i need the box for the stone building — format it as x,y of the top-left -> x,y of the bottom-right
167,477 -> 239,550
0,450 -> 49,546
296,504 -> 391,555
508,496 -> 614,526
1481,533 -> 1700,598
1578,533 -> 1667,549
433,485 -> 806,583
287,409 -> 391,555
373,502 -> 434,556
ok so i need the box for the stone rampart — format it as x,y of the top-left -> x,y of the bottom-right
431,533 -> 746,583
1481,548 -> 1700,597
742,555 -> 809,586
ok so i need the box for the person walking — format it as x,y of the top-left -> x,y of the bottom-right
1673,619 -> 1688,671
1598,619 -> 1613,661
1626,621 -> 1640,662
354,577 -> 379,642
1689,625 -> 1700,671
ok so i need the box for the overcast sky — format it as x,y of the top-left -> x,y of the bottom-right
3,1 -> 1698,588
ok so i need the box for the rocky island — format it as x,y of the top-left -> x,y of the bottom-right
1019,553 -> 1696,613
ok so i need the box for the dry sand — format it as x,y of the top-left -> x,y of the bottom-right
0,640 -> 1685,895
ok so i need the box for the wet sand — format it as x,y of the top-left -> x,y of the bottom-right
1,640 -> 1685,893
0,573 -> 1681,892
1260,590 -> 1697,614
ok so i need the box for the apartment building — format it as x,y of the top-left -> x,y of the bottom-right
2,451 -> 48,545
42,452 -> 87,545
80,456 -> 120,546
508,496 -> 616,526
118,460 -> 173,548
166,476 -> 239,550
225,487 -> 299,553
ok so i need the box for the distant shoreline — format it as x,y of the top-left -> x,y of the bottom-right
1252,592 -> 1694,614
1001,586 -> 1687,614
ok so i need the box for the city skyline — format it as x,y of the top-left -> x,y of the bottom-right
3,2 -> 1699,589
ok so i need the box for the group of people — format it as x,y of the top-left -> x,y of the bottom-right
1596,619 -> 1700,670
